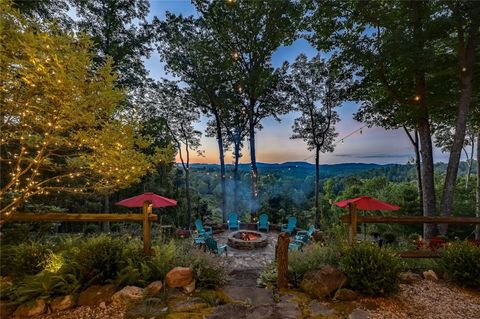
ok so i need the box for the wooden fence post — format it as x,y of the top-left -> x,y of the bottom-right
348,203 -> 358,246
277,232 -> 290,289
143,201 -> 152,254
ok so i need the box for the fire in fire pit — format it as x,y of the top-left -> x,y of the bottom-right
228,230 -> 268,250
240,232 -> 259,241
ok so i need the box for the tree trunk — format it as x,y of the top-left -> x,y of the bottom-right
438,29 -> 476,235
418,115 -> 437,239
185,168 -> 191,228
465,142 -> 474,190
404,127 -> 424,214
103,195 -> 110,232
276,232 -> 290,289
233,135 -> 241,210
214,111 -> 227,223
248,105 -> 258,217
476,132 -> 480,240
314,145 -> 321,228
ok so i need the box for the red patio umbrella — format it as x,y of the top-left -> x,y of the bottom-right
115,192 -> 177,208
335,196 -> 400,211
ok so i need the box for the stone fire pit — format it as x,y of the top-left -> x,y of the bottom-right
227,230 -> 268,250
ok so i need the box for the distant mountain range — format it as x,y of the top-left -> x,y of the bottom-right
187,162 -> 400,178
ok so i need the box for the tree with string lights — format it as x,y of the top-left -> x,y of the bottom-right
0,3 -> 158,220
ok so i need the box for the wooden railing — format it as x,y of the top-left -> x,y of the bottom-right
340,204 -> 480,258
5,202 -> 157,254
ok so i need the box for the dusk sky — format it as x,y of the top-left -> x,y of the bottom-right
145,0 -> 451,165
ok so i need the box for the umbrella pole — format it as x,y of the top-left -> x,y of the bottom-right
348,203 -> 358,246
143,201 -> 152,254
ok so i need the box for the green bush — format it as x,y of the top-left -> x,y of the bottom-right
0,241 -> 54,278
257,262 -> 277,288
438,241 -> 480,288
382,232 -> 396,244
339,242 -> 404,296
61,234 -> 125,288
288,243 -> 340,282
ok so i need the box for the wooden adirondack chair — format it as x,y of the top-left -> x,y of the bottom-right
227,213 -> 240,231
257,214 -> 270,231
205,237 -> 227,256
190,230 -> 206,248
295,224 -> 315,243
281,216 -> 297,235
195,219 -> 213,236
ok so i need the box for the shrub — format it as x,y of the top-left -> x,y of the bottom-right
60,234 -> 125,288
0,241 -> 54,278
339,242 -> 404,296
382,232 -> 396,244
438,241 -> 480,288
181,251 -> 228,288
257,262 -> 277,288
288,243 -> 340,283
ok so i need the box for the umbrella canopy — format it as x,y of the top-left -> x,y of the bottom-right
335,196 -> 400,211
115,192 -> 177,208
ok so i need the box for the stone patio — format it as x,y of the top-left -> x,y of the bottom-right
213,230 -> 279,270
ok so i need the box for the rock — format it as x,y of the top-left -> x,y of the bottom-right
112,285 -> 144,306
99,302 -> 106,309
334,288 -> 358,301
207,304 -> 249,319
13,299 -> 46,317
349,308 -> 370,319
183,279 -> 196,294
300,265 -> 347,299
0,300 -> 17,318
400,272 -> 422,284
309,300 -> 335,317
78,284 -> 116,306
275,300 -> 302,319
165,267 -> 194,288
51,295 -> 76,311
222,286 -> 274,306
145,280 -> 163,296
423,270 -> 438,281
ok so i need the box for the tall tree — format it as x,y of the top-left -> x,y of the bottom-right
73,0 -> 154,92
154,82 -> 201,228
289,54 -> 344,227
0,2 -> 155,220
307,0 -> 478,238
197,0 -> 301,215
156,13 -> 232,222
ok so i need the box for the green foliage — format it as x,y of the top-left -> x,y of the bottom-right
382,232 -> 397,244
438,241 -> 480,288
0,241 -> 54,278
288,243 -> 341,285
339,243 -> 404,296
257,262 -> 277,288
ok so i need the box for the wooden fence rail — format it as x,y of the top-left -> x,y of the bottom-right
340,204 -> 480,258
5,204 -> 157,254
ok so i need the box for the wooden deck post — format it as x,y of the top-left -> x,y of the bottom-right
348,203 -> 358,246
277,232 -> 290,289
143,201 -> 152,254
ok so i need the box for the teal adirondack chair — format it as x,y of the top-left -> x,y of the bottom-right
295,224 -> 315,243
288,240 -> 303,251
227,213 -> 240,231
190,230 -> 205,248
195,219 -> 213,237
205,237 -> 227,256
281,216 -> 297,235
257,214 -> 270,232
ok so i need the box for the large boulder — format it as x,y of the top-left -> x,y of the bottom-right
300,266 -> 347,299
112,286 -> 144,306
51,295 -> 76,311
78,284 -> 116,306
145,281 -> 163,296
165,267 -> 194,288
13,299 -> 46,317
183,279 -> 196,294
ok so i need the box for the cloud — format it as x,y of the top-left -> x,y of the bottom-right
333,154 -> 412,159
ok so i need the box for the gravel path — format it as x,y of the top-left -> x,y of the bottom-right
365,280 -> 480,319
